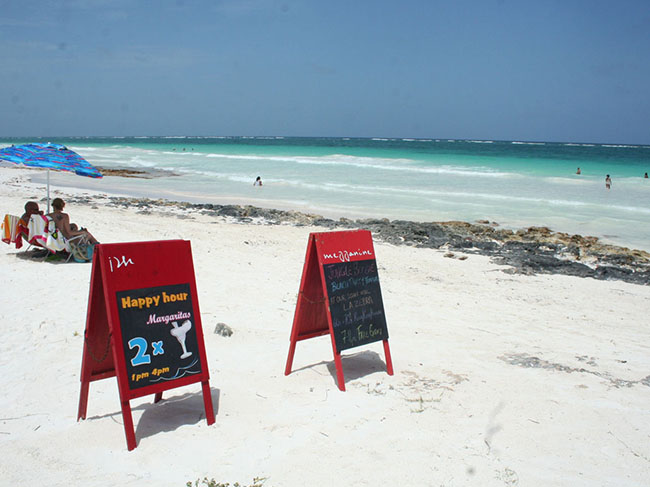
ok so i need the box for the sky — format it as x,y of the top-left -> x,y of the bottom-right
1,0 -> 649,144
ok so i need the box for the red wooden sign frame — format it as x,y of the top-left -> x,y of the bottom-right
285,230 -> 393,391
77,240 -> 214,450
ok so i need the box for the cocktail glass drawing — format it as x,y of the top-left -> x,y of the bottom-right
170,320 -> 193,359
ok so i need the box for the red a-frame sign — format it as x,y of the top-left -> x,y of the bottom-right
285,229 -> 393,391
77,240 -> 214,450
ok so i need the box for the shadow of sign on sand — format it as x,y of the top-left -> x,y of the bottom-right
85,388 -> 220,442
289,350 -> 388,387
135,388 -> 221,441
326,350 -> 388,384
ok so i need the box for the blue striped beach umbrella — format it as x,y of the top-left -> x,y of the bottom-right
0,142 -> 102,212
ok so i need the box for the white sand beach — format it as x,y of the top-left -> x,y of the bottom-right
1,167 -> 650,486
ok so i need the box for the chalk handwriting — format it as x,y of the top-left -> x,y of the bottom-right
151,341 -> 165,355
122,295 -> 160,309
322,258 -> 388,351
322,248 -> 373,263
131,366 -> 170,383
340,323 -> 383,346
109,255 -> 134,273
330,275 -> 379,294
146,311 -> 192,325
325,261 -> 376,280
119,291 -> 190,311
128,337 -> 152,366
332,308 -> 384,328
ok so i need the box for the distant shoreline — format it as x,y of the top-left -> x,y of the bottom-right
64,191 -> 649,286
3,164 -> 649,284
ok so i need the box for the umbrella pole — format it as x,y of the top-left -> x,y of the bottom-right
47,169 -> 50,214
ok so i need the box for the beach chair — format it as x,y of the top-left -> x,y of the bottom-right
66,236 -> 95,263
44,218 -> 94,263
4,213 -> 94,262
1,214 -> 24,249
3,213 -> 55,259
20,213 -> 58,259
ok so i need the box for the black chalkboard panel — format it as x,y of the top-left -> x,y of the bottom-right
116,283 -> 202,390
323,259 -> 389,352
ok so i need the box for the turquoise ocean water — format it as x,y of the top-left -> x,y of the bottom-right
2,136 -> 649,251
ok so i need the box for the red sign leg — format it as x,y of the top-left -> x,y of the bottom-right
77,380 -> 90,420
333,352 -> 346,391
285,291 -> 302,376
285,338 -> 297,375
120,400 -> 137,451
201,380 -> 215,425
383,340 -> 394,375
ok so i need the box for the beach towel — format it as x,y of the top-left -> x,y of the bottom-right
27,214 -> 50,247
17,216 -> 30,240
44,218 -> 70,253
1,214 -> 23,249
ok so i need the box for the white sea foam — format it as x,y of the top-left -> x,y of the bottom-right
247,177 -> 650,216
601,144 -> 640,149
544,177 -> 593,185
78,145 -> 517,181
196,152 -> 516,178
69,146 -> 100,152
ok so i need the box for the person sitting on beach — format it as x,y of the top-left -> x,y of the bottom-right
576,167 -> 581,175
253,176 -> 263,186
48,198 -> 99,244
18,201 -> 44,239
605,175 -> 612,189
20,201 -> 43,225
645,172 -> 648,179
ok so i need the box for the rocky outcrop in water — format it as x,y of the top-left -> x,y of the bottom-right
79,196 -> 650,286
96,167 -> 179,178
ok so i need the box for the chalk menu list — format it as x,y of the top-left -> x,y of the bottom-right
323,259 -> 388,352
116,283 -> 202,390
